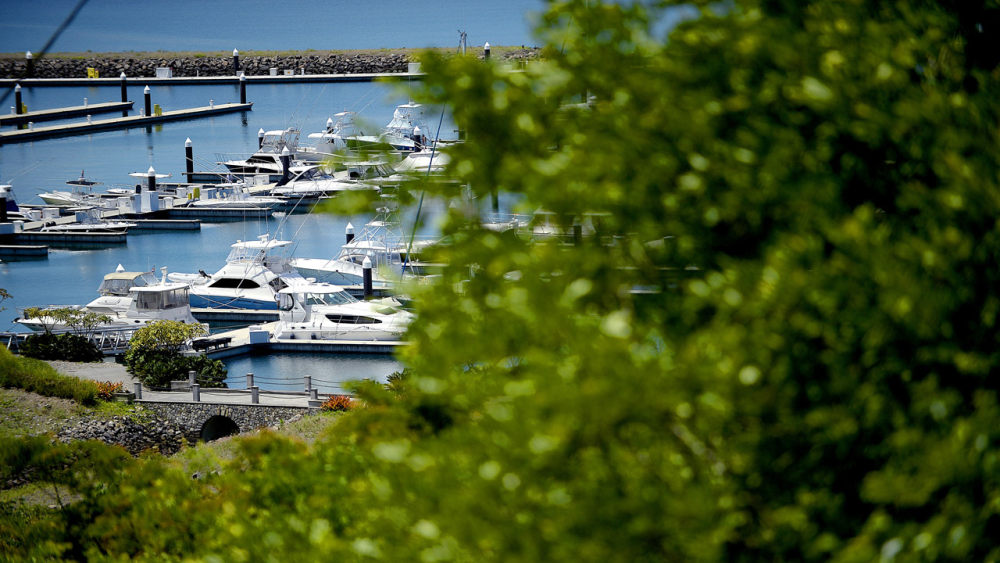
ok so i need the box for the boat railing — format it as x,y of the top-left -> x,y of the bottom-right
1,325 -> 143,355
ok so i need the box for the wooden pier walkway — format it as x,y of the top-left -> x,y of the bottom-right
0,102 -> 252,144
0,101 -> 134,126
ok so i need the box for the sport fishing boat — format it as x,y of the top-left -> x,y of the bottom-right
291,206 -> 437,287
170,234 -> 306,311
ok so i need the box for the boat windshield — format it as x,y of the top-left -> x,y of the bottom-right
134,288 -> 189,311
97,272 -> 154,296
304,291 -> 357,306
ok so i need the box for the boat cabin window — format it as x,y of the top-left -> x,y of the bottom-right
134,288 -> 188,311
209,278 -> 261,289
325,314 -> 381,324
305,291 -> 357,306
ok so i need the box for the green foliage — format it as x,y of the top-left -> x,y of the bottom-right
6,2 -> 1000,561
0,435 -> 134,560
21,306 -> 112,337
0,347 -> 98,405
123,320 -> 225,388
19,332 -> 103,362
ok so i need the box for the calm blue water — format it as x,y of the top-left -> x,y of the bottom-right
0,0 -> 543,54
0,80 -> 465,387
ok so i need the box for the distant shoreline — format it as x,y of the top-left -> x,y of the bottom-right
0,47 -> 540,80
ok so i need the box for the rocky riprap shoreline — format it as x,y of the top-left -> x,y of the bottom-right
57,413 -> 187,456
0,48 -> 540,79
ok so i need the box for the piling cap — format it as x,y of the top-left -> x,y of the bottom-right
25,51 -> 32,59
233,48 -> 239,56
413,126 -> 421,136
281,146 -> 291,156
120,71 -> 126,79
258,128 -> 265,137
14,84 -> 20,92
115,263 -> 125,272
185,138 -> 192,147
484,41 -> 490,49
147,166 -> 156,176
346,222 -> 354,233
143,85 -> 150,93
362,256 -> 372,269
326,117 -> 333,128
240,72 -> 246,81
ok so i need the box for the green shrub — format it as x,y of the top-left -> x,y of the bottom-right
19,333 -> 103,363
122,321 -> 225,388
0,347 -> 98,405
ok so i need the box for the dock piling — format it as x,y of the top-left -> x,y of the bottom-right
120,72 -> 128,116
14,84 -> 23,130
143,85 -> 151,116
185,138 -> 194,177
484,41 -> 491,60
232,49 -> 240,76
148,166 -> 157,192
239,73 -> 246,104
363,256 -> 373,298
346,222 -> 354,244
25,51 -> 33,77
278,147 -> 291,185
258,128 -> 265,149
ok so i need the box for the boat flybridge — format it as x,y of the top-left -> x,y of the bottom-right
273,282 -> 413,342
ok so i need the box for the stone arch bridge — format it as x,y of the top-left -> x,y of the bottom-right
139,401 -> 312,442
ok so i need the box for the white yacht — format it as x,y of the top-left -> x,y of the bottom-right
342,103 -> 430,153
37,171 -> 104,207
270,162 -> 392,198
170,234 -> 306,311
16,267 -> 199,332
298,111 -> 360,161
39,208 -> 136,233
220,128 -> 301,175
274,282 -> 413,342
175,183 -> 284,210
291,207 -> 436,286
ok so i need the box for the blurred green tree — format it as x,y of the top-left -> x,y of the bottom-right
7,1 -> 1000,561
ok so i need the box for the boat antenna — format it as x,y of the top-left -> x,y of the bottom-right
0,0 -> 91,108
401,106 -> 445,279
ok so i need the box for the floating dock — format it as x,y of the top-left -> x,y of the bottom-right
0,244 -> 48,258
166,205 -> 274,220
0,102 -> 253,144
15,230 -> 127,244
197,322 -> 404,359
127,218 -> 201,231
0,101 -> 134,126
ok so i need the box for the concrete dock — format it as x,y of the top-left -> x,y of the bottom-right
0,72 -> 421,89
0,102 -> 253,144
196,322 -> 404,360
0,101 -> 134,126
